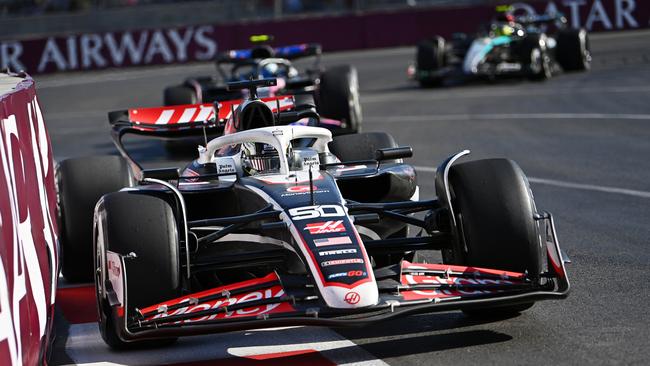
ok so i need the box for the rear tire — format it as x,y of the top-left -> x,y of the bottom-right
416,36 -> 445,87
317,65 -> 362,134
556,29 -> 591,71
446,159 -> 542,316
96,192 -> 180,349
57,156 -> 132,282
164,84 -> 198,106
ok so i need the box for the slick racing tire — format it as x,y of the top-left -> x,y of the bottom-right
416,36 -> 445,87
556,28 -> 591,71
446,158 -> 543,316
164,84 -> 198,106
95,192 -> 180,349
317,65 -> 362,135
57,156 -> 132,283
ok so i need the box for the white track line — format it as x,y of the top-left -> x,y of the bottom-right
61,323 -> 386,366
367,113 -> 650,122
414,166 -> 650,199
363,85 -> 650,104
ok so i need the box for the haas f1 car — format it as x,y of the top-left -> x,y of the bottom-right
56,79 -> 569,348
164,36 -> 361,134
410,10 -> 591,86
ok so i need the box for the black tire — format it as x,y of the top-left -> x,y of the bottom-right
416,36 -> 445,87
164,84 -> 197,106
57,156 -> 132,282
329,132 -> 398,163
446,159 -> 542,316
96,192 -> 180,349
522,36 -> 552,81
317,65 -> 362,134
556,28 -> 591,71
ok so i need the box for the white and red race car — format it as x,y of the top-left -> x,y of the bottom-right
56,79 -> 570,348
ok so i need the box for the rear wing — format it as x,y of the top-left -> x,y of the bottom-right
108,96 -> 295,131
216,43 -> 322,63
108,95 -> 297,180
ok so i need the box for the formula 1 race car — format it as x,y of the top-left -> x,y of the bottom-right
164,35 -> 361,134
57,79 -> 569,348
410,8 -> 591,86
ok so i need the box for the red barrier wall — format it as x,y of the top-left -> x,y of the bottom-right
0,0 -> 648,74
0,74 -> 59,365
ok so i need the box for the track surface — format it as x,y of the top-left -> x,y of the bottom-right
37,30 -> 650,365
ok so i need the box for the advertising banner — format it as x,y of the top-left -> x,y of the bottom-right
0,75 -> 58,365
0,0 -> 647,75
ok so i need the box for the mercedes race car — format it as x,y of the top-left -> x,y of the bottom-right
56,79 -> 569,348
409,9 -> 591,86
164,35 -> 361,134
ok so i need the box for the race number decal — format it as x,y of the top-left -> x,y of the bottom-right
288,205 -> 345,221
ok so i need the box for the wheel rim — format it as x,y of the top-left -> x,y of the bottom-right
530,48 -> 543,75
347,69 -> 361,130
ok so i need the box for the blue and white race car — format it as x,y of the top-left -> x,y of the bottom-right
164,35 -> 361,134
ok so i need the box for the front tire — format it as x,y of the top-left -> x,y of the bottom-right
95,192 -> 180,348
446,159 -> 543,316
57,156 -> 132,282
317,65 -> 362,135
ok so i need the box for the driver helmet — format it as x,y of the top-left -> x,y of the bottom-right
261,62 -> 286,78
493,23 -> 515,37
241,142 -> 281,176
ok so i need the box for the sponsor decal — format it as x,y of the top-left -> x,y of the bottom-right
321,258 -> 364,267
304,220 -> 345,235
281,185 -> 330,197
0,25 -> 218,74
0,80 -> 59,366
288,204 -> 345,221
216,159 -> 237,174
287,185 -> 317,193
319,248 -> 358,256
142,274 -> 293,324
302,155 -> 319,168
313,236 -> 353,247
107,259 -> 121,277
327,270 -> 366,280
344,291 -> 361,305
336,164 -> 368,173
399,262 -> 524,301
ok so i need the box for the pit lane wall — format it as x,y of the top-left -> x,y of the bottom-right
0,0 -> 648,74
0,73 -> 59,365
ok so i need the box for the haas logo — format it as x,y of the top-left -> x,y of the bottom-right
344,291 -> 361,305
304,220 -> 345,234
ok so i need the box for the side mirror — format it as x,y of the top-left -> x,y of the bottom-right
141,168 -> 180,182
375,147 -> 413,161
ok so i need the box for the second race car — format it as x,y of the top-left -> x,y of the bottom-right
410,7 -> 591,86
164,35 -> 362,134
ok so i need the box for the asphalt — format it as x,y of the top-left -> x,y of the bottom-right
37,29 -> 650,365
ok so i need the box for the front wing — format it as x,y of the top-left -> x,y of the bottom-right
106,222 -> 569,342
